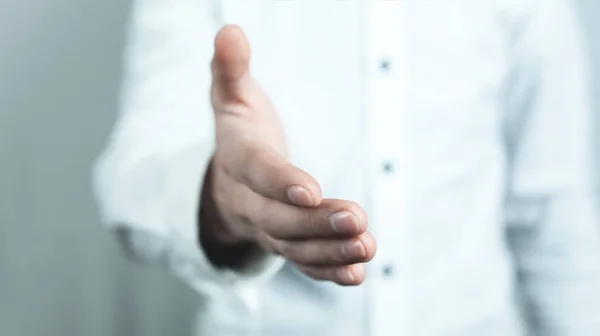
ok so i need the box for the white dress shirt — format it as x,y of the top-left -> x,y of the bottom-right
93,1 -> 600,335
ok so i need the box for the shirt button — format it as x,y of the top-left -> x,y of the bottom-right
382,161 -> 394,174
382,264 -> 394,277
379,59 -> 391,72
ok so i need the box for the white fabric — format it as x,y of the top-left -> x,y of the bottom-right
93,1 -> 600,335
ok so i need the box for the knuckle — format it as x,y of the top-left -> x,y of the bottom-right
334,247 -> 350,263
211,153 -> 227,172
324,255 -> 343,266
211,172 -> 229,204
229,197 -> 249,223
214,150 -> 237,180
228,190 -> 259,229
303,211 -> 320,235
301,242 -> 335,265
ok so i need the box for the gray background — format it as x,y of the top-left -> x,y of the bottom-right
0,1 -> 197,336
0,1 -> 598,336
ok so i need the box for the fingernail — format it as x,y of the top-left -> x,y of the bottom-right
341,240 -> 366,259
329,211 -> 359,234
287,185 -> 314,207
336,267 -> 355,283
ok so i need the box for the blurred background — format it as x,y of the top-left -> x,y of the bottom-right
0,1 -> 598,336
0,1 -> 197,336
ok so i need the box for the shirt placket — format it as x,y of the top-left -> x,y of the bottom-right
364,1 -> 409,335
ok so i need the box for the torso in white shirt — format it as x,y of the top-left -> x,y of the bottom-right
198,2 -> 523,335
96,0 -> 600,335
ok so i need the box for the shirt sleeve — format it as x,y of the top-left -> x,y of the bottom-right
92,0 -> 284,308
504,2 -> 600,334
504,0 -> 594,195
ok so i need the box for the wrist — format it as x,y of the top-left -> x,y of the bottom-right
198,159 -> 256,268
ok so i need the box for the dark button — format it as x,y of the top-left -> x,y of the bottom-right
382,161 -> 394,174
379,59 -> 391,72
382,264 -> 394,277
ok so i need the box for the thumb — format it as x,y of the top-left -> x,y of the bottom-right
211,25 -> 251,98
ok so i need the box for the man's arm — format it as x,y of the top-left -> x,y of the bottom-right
92,0 -> 284,303
93,0 -> 376,300
504,1 -> 600,334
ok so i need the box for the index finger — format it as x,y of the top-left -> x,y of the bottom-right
224,141 -> 323,207
252,198 -> 368,240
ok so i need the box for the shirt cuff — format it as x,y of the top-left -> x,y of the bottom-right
94,139 -> 285,309
159,141 -> 285,297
